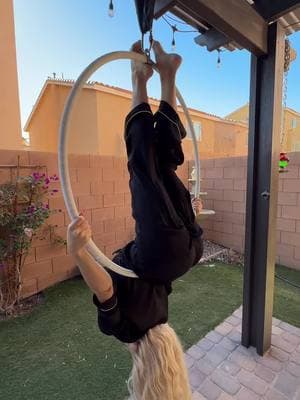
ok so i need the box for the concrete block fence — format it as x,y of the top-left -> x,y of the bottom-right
0,149 -> 299,299
195,152 -> 300,271
0,150 -> 189,299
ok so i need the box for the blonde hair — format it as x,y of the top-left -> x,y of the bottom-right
127,323 -> 192,400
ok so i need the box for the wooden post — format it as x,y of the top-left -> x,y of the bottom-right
242,22 -> 285,355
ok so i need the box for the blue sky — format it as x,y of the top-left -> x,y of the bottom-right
14,0 -> 300,131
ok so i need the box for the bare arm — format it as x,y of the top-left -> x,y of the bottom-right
67,216 -> 114,303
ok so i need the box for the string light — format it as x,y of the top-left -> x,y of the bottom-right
162,16 -> 198,51
172,25 -> 177,51
108,0 -> 114,17
217,49 -> 221,68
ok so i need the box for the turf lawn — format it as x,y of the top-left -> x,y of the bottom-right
1,263 -> 299,400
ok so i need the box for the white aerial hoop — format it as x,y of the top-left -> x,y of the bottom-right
58,51 -> 201,278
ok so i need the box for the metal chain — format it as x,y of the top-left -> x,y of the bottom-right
281,39 -> 291,147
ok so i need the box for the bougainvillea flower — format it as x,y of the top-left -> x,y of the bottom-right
24,228 -> 33,238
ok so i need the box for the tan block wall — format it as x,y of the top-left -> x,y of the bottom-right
0,150 -> 188,299
1,149 -> 299,300
197,152 -> 300,271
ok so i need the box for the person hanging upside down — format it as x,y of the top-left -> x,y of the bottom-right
68,41 -> 203,400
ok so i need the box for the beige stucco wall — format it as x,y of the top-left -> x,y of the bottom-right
28,84 -> 100,154
0,0 -> 22,150
26,81 -> 248,159
227,104 -> 300,153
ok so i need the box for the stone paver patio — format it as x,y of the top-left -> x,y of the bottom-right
186,307 -> 300,400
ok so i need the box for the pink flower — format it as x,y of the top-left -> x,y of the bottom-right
24,228 -> 33,238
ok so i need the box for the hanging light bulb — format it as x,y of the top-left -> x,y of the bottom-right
171,25 -> 177,51
217,49 -> 221,69
108,0 -> 114,17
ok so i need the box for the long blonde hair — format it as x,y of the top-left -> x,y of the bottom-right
127,323 -> 192,400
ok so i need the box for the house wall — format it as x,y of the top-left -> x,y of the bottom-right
227,105 -> 300,153
0,0 -> 22,149
28,85 -> 100,154
26,82 -> 248,159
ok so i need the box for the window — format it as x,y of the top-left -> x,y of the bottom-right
187,121 -> 202,141
291,118 -> 297,129
22,132 -> 30,146
293,142 -> 300,152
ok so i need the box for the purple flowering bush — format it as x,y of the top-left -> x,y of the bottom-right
0,171 -> 62,313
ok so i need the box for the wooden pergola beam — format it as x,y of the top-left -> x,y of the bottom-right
154,0 -> 268,55
154,0 -> 176,18
254,0 -> 300,21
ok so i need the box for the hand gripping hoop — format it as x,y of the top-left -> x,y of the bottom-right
58,51 -> 200,278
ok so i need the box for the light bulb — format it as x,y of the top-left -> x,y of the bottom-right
108,1 -> 114,17
171,38 -> 176,51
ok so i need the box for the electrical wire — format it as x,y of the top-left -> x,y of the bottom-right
162,16 -> 199,33
165,13 -> 191,25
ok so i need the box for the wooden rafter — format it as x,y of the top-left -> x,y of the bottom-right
154,0 -> 268,55
254,0 -> 300,21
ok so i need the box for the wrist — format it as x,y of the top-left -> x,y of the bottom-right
72,248 -> 86,259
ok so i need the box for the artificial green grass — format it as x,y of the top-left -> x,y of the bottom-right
0,263 -> 299,400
